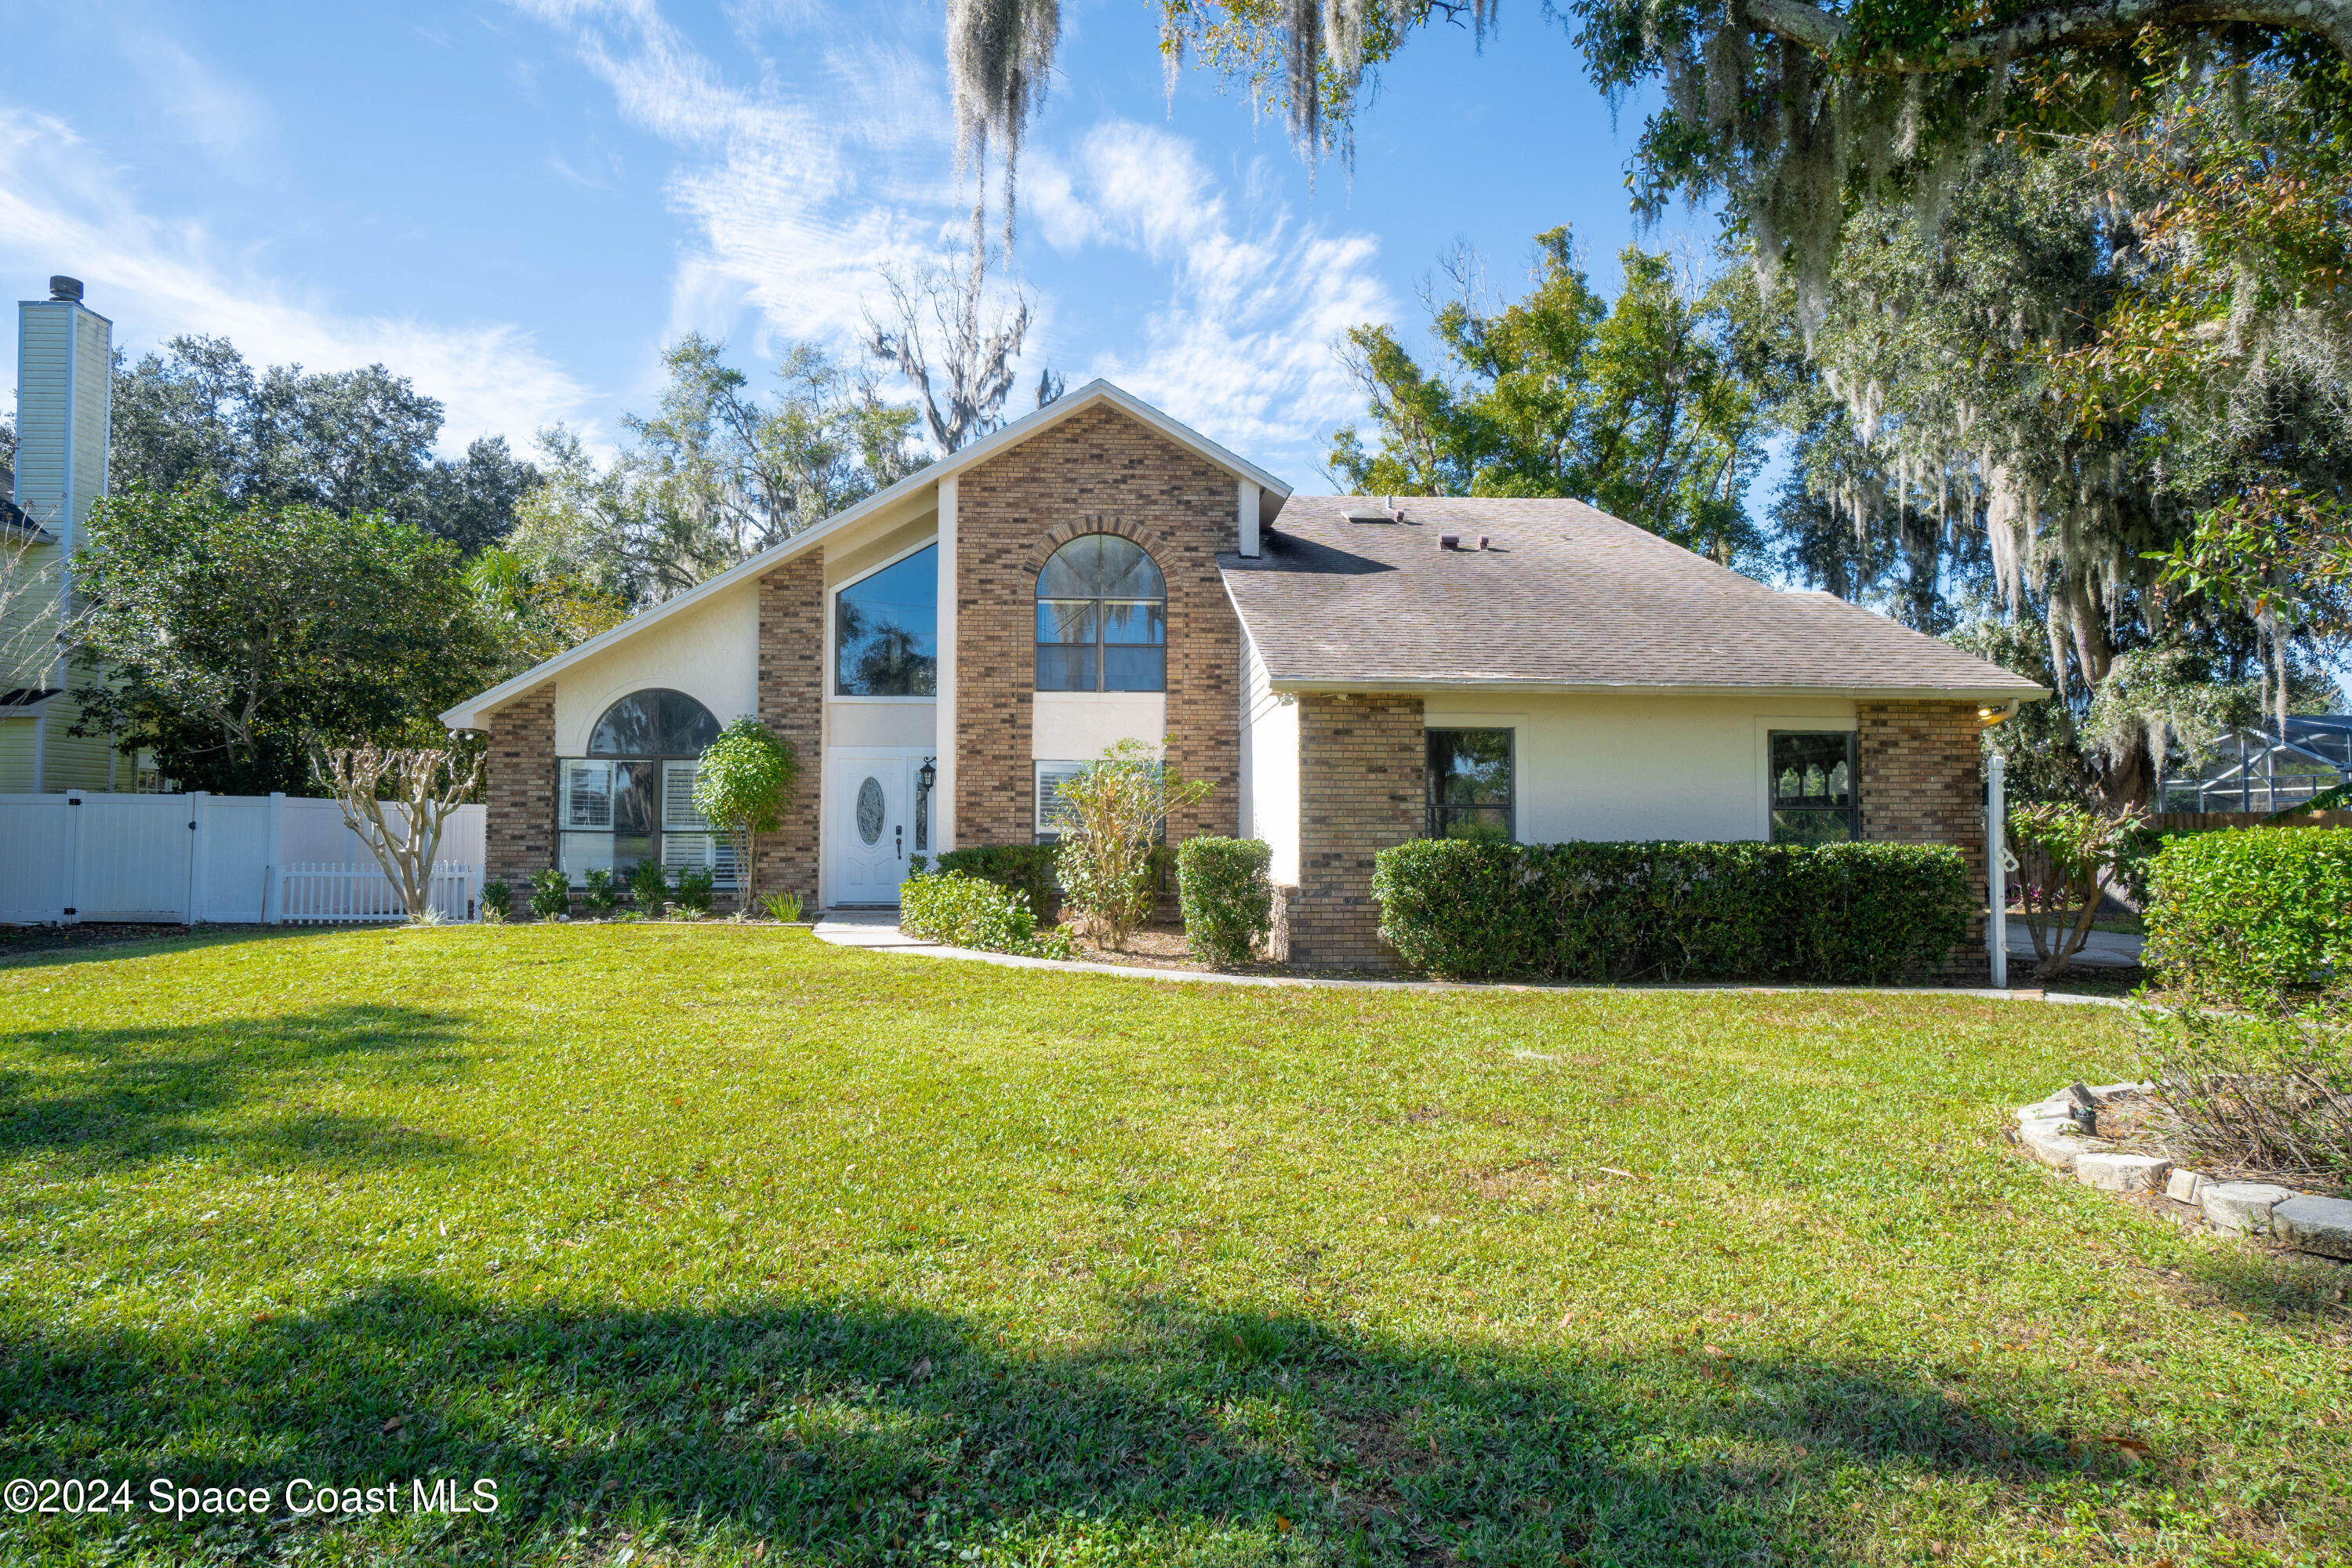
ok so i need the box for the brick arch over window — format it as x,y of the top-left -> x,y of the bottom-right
950,401 -> 1243,848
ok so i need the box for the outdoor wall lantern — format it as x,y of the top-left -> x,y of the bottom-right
918,757 -> 937,793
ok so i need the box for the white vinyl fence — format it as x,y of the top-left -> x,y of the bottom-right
0,792 -> 485,926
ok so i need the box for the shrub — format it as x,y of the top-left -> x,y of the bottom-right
629,858 -> 671,914
527,868 -> 572,921
762,890 -> 804,923
1178,837 -> 1272,967
935,844 -> 1060,916
899,871 -> 1074,959
672,865 -> 716,917
479,880 -> 511,922
1372,839 -> 1973,983
1054,739 -> 1214,949
2006,803 -> 2155,979
692,719 -> 798,908
2144,828 -> 2352,1004
2136,999 -> 2352,1187
582,867 -> 622,915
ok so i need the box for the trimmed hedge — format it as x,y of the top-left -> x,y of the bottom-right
2146,827 -> 2352,1001
899,871 -> 1073,959
934,844 -> 1060,916
1178,837 -> 1273,967
1372,839 -> 1975,982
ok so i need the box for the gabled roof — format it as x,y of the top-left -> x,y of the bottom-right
441,380 -> 1290,728
1221,495 -> 2047,702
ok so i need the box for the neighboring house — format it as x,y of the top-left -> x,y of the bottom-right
441,381 -> 2044,968
2,277 -> 140,793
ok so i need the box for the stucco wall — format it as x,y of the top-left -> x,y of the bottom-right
1419,691 -> 1859,843
552,582 -> 761,755
1032,692 -> 1164,762
1237,629 -> 1299,882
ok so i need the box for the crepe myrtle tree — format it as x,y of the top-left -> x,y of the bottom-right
691,718 -> 800,910
313,736 -> 486,921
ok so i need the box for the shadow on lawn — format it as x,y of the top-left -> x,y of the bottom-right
0,1004 -> 472,1171
1,1283 -> 2173,1566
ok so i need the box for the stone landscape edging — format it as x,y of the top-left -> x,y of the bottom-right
2011,1081 -> 2352,1262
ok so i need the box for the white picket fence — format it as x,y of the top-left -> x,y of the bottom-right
277,862 -> 481,925
0,792 -> 485,926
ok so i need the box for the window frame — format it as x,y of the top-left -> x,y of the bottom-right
1033,535 -> 1168,694
554,689 -> 731,887
1424,727 -> 1517,841
1766,728 -> 1861,844
829,540 -> 941,703
1033,760 -> 1087,841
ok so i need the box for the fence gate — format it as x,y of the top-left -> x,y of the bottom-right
73,793 -> 200,922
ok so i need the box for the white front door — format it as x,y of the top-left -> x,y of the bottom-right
828,753 -> 921,906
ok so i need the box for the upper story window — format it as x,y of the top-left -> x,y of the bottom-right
836,546 -> 938,697
1036,535 -> 1166,692
1769,730 -> 1859,843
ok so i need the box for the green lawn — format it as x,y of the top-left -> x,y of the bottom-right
1,926 -> 2346,1567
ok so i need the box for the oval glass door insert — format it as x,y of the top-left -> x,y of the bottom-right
855,777 -> 886,845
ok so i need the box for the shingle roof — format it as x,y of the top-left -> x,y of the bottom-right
1218,495 -> 2046,700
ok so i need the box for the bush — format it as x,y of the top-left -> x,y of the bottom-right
2136,999 -> 2352,1187
899,871 -> 1073,959
1372,839 -> 1974,982
479,880 -> 511,922
629,858 -> 671,914
1178,837 -> 1273,967
2145,828 -> 2352,1003
582,867 -> 622,915
672,865 -> 716,917
528,868 -> 572,921
935,844 -> 1061,916
762,890 -> 804,922
693,718 -> 797,908
1053,740 -> 1214,950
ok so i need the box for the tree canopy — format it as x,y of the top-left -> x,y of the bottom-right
71,482 -> 500,794
1332,228 -> 1780,566
110,336 -> 540,554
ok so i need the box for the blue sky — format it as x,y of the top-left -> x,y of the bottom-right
0,0 -> 1700,486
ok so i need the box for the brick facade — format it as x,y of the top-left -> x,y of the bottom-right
756,554 -> 826,909
953,404 -> 1242,847
1290,693 -> 1425,968
482,681 -> 555,907
1857,699 -> 1991,983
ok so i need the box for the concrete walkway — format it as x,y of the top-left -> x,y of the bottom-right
810,910 -> 2128,1007
2005,922 -> 2145,971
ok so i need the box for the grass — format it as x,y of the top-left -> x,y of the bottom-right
1,925 -> 2347,1567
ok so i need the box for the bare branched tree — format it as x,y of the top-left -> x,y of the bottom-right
313,739 -> 485,920
864,257 -> 1033,454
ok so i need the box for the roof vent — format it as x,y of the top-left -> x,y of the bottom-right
1342,505 -> 1396,524
1439,533 -> 1461,550
48,276 -> 83,303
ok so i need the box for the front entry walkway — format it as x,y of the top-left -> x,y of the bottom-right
811,909 -> 939,951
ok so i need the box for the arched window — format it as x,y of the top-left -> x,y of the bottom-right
1036,535 -> 1167,692
559,689 -> 729,888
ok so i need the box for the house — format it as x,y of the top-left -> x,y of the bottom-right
2,276 -> 142,793
441,381 -> 2045,969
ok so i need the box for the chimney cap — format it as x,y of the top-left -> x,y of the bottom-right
48,276 -> 83,303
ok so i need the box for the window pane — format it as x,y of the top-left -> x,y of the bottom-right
1103,644 -> 1165,692
561,760 -> 612,829
835,546 -> 938,696
1036,600 -> 1096,644
1036,644 -> 1095,691
1035,762 -> 1085,837
1771,808 -> 1856,845
662,761 -> 707,829
612,760 -> 659,835
1101,600 -> 1164,644
590,690 -> 720,756
1428,805 -> 1513,841
662,831 -> 739,887
1769,732 -> 1855,808
560,832 -> 614,883
1428,729 -> 1512,808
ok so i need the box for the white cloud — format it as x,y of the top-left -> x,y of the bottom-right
1035,120 -> 1391,474
0,111 -> 590,451
112,31 -> 271,169
511,4 -> 1387,474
